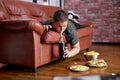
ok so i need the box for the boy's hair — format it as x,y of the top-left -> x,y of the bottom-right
53,10 -> 68,22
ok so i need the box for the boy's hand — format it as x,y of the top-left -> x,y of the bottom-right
43,25 -> 52,31
64,47 -> 71,58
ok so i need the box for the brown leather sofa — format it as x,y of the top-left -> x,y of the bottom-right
0,0 -> 93,71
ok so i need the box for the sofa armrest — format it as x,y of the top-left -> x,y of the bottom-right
41,30 -> 66,43
81,21 -> 93,27
0,19 -> 44,35
77,27 -> 93,38
77,22 -> 93,38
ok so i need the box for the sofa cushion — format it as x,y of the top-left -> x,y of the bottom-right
26,5 -> 48,22
2,0 -> 59,22
0,0 -> 9,20
0,11 -> 7,20
2,0 -> 28,16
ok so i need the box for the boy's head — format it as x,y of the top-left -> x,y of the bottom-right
53,10 -> 68,22
52,10 -> 68,33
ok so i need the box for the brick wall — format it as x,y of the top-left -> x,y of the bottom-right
64,0 -> 120,42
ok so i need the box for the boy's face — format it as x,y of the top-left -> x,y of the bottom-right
52,21 -> 68,33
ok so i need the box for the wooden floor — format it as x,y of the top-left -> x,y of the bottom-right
0,43 -> 120,80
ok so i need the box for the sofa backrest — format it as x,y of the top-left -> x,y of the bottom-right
0,0 -> 61,22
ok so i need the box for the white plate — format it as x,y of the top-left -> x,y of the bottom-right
88,64 -> 107,68
69,65 -> 89,71
87,59 -> 107,68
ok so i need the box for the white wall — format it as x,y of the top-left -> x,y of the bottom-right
37,0 -> 60,7
49,0 -> 60,7
37,0 -> 46,5
21,0 -> 33,2
21,0 -> 64,8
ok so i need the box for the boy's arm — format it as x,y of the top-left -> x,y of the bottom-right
64,41 -> 80,58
